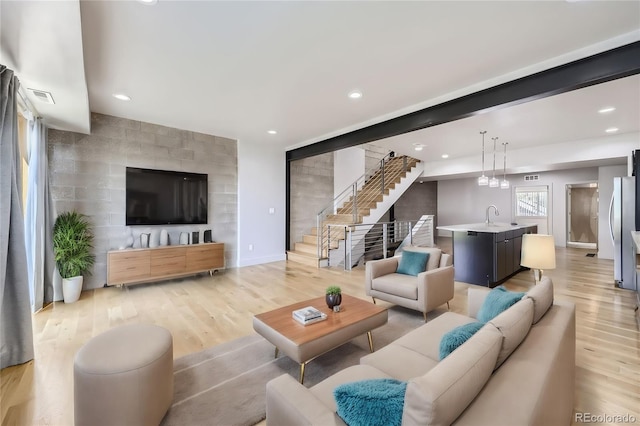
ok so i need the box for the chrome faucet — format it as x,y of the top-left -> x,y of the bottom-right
485,205 -> 499,225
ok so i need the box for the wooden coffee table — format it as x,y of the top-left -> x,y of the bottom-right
252,294 -> 388,383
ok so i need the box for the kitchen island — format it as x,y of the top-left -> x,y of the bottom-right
437,223 -> 537,287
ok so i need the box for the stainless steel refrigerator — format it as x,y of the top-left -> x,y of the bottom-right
609,176 -> 637,290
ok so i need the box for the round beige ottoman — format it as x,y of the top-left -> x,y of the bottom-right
74,324 -> 173,426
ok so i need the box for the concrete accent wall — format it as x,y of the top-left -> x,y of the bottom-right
363,143 -> 389,171
394,181 -> 438,225
290,153 -> 333,248
48,113 -> 238,290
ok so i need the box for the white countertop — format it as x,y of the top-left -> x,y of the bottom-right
436,223 -> 535,234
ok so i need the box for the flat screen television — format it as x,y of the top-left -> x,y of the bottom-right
126,167 -> 208,225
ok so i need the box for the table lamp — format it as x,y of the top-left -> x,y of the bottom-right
520,234 -> 556,283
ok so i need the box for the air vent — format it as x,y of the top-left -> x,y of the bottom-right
27,88 -> 55,104
524,174 -> 540,181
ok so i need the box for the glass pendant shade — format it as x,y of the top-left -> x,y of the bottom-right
478,131 -> 488,186
489,136 -> 499,188
500,142 -> 509,189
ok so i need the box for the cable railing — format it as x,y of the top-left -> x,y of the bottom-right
316,153 -> 417,259
327,216 -> 434,270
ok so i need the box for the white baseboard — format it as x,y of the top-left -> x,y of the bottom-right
237,253 -> 287,268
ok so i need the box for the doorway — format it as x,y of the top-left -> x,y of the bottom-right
566,183 -> 598,250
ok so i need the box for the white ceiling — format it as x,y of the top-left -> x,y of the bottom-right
380,73 -> 640,162
1,1 -> 640,175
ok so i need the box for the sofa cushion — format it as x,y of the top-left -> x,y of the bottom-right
402,324 -> 503,425
439,321 -> 485,360
524,276 -> 554,324
310,365 -> 392,412
371,274 -> 418,300
489,297 -> 534,369
477,286 -> 525,322
396,250 -> 429,276
403,246 -> 442,271
359,344 -> 439,382
360,312 -> 473,379
374,312 -> 475,362
334,379 -> 407,426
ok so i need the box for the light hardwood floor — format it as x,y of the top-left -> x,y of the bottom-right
2,241 -> 639,425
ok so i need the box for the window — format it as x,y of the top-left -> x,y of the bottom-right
515,186 -> 548,217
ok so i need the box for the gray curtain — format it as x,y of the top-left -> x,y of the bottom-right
0,65 -> 34,369
25,117 -> 58,310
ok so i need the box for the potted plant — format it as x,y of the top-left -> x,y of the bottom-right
325,285 -> 342,310
53,211 -> 95,303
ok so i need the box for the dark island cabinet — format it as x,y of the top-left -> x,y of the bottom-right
452,226 -> 537,287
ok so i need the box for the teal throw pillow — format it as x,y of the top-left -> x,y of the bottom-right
439,322 -> 485,360
334,379 -> 407,426
396,251 -> 429,276
477,286 -> 526,322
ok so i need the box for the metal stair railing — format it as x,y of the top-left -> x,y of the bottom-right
316,153 -> 416,259
393,215 -> 435,254
327,218 -> 435,270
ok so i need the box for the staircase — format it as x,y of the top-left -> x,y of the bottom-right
287,154 -> 422,267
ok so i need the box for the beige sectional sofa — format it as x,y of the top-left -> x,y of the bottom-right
266,277 -> 575,426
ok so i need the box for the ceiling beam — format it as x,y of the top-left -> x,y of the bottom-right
286,41 -> 640,162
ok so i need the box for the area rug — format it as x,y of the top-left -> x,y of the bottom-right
160,306 -> 429,426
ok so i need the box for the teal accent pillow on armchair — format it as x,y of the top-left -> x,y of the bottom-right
477,286 -> 526,322
334,378 -> 407,426
396,251 -> 429,276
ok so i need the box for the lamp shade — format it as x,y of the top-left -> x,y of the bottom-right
521,234 -> 556,270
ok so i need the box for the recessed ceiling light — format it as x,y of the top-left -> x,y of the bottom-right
412,143 -> 424,151
137,0 -> 158,4
112,93 -> 131,101
441,154 -> 449,159
267,130 -> 277,135
598,107 -> 616,114
605,127 -> 619,133
348,90 -> 362,99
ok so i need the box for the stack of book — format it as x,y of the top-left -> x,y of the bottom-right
292,306 -> 327,325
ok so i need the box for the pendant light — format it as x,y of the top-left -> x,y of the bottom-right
477,131 -> 489,186
489,137 -> 500,188
500,142 -> 510,189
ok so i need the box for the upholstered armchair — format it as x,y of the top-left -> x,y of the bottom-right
365,246 -> 454,321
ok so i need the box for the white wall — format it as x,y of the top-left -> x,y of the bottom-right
237,139 -> 286,267
334,146 -> 365,197
597,164 -> 629,259
438,178 -> 513,228
422,132 -> 639,179
438,167 -> 604,246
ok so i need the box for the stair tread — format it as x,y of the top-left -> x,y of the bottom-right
287,251 -> 321,268
287,250 -> 318,259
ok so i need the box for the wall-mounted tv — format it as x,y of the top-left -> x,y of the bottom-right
126,167 -> 208,225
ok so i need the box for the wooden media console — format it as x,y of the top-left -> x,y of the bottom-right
107,242 -> 225,286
